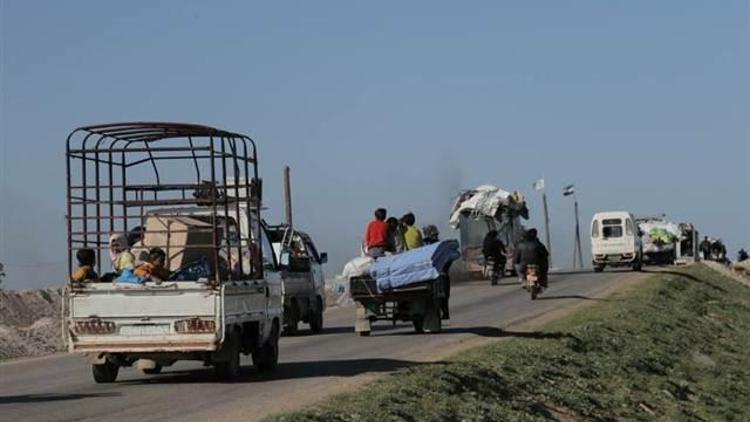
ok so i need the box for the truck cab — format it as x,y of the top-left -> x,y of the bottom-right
63,122 -> 282,382
266,225 -> 327,334
591,211 -> 643,272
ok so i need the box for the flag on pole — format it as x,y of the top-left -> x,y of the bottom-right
562,184 -> 575,196
532,179 -> 545,191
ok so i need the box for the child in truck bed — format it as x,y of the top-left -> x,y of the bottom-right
134,247 -> 172,283
71,248 -> 99,283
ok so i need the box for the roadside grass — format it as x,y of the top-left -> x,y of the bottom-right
270,264 -> 750,421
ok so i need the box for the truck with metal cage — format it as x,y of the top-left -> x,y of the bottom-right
63,122 -> 282,382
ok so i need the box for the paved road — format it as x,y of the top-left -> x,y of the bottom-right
0,270 -> 642,421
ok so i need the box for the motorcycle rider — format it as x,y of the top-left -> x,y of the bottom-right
513,228 -> 549,288
482,230 -> 507,283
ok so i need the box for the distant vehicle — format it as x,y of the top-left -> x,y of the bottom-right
266,225 -> 327,335
590,211 -> 643,272
636,216 -> 679,265
63,122 -> 282,383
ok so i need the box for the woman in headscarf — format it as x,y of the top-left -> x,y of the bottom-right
109,233 -> 135,275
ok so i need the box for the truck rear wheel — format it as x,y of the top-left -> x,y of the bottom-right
92,360 -> 119,383
253,322 -> 279,372
422,300 -> 442,333
412,317 -> 424,333
594,265 -> 604,273
215,332 -> 241,381
309,297 -> 324,333
285,302 -> 299,336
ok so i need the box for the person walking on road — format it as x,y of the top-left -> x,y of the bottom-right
401,212 -> 423,250
513,228 -> 549,288
365,208 -> 390,258
700,236 -> 712,261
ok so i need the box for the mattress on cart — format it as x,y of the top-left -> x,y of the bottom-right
371,240 -> 460,293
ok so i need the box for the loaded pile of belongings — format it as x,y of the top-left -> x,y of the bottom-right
370,240 -> 460,293
637,218 -> 681,245
449,185 -> 529,228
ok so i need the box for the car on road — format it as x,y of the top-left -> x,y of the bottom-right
591,211 -> 643,272
267,224 -> 327,335
63,122 -> 282,383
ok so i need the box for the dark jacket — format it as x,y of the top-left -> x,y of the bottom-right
482,235 -> 506,259
513,239 -> 549,267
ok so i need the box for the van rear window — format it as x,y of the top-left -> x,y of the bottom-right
602,219 -> 622,225
603,226 -> 623,238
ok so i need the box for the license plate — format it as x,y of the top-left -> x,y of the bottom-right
120,324 -> 171,336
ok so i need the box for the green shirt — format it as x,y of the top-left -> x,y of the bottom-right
403,226 -> 423,250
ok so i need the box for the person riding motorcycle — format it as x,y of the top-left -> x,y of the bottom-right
513,228 -> 549,288
482,230 -> 507,282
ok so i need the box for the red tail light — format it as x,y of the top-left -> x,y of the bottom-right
74,319 -> 116,335
174,318 -> 216,334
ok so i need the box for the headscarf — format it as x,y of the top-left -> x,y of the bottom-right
109,233 -> 129,266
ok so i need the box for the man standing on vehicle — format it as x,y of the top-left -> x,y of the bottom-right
365,208 -> 390,258
401,212 -> 423,250
513,228 -> 549,288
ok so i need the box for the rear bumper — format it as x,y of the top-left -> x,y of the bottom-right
592,253 -> 638,265
69,334 -> 219,353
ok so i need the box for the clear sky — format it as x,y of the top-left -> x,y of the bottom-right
1,1 -> 748,289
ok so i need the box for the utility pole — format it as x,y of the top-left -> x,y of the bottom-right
573,194 -> 583,269
563,184 -> 584,270
533,179 -> 552,267
283,165 -> 293,229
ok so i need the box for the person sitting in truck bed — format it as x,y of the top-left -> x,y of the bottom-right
401,212 -> 423,250
70,248 -> 98,283
386,217 -> 406,253
134,247 -> 172,283
100,233 -> 136,282
365,208 -> 390,258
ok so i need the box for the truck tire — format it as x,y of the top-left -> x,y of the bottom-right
358,330 -> 371,337
285,302 -> 299,336
309,297 -> 324,333
253,322 -> 279,372
92,360 -> 119,383
412,317 -> 424,333
422,300 -> 442,333
215,332 -> 241,381
142,364 -> 162,375
594,265 -> 604,273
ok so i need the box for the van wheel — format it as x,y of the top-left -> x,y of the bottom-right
309,297 -> 324,333
253,322 -> 279,372
285,302 -> 299,336
92,360 -> 119,383
215,332 -> 241,381
594,265 -> 604,273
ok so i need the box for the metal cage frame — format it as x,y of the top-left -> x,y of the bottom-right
65,122 -> 263,284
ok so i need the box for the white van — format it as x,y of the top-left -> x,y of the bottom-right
590,211 -> 643,272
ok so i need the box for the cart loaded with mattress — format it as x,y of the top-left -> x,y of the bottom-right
348,240 -> 460,336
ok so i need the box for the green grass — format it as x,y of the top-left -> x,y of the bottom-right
270,265 -> 750,421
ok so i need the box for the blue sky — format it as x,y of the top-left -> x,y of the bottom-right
1,1 -> 748,289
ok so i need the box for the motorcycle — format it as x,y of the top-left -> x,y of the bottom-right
483,256 -> 508,286
522,264 -> 543,300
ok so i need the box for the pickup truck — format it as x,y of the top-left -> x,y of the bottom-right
267,224 -> 327,335
63,122 -> 282,382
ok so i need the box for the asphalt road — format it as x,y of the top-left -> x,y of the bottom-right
0,269 -> 644,422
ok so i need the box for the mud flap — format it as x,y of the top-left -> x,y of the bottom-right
355,302 -> 371,334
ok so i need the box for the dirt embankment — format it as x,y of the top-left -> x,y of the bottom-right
0,288 -> 64,360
